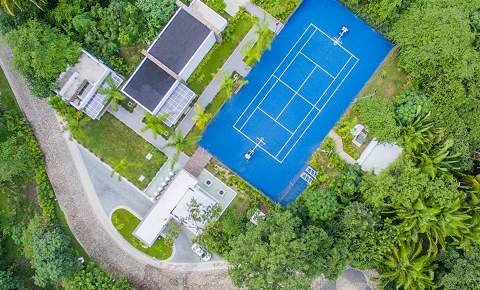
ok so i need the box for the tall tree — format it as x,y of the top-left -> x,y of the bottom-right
22,217 -> 78,287
5,20 -> 81,97
380,240 -> 437,289
98,77 -> 126,112
191,103 -> 212,130
163,130 -> 200,168
140,112 -> 169,139
0,0 -> 44,16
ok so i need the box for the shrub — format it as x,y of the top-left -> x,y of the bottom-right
5,20 -> 81,98
353,95 -> 400,142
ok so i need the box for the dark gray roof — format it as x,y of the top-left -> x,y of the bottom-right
122,59 -> 176,112
149,9 -> 212,74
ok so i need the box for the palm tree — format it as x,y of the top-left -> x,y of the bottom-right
416,138 -> 461,179
397,109 -> 434,155
1,0 -> 44,16
192,103 -> 212,130
98,77 -> 126,112
163,130 -> 200,168
141,112 -> 169,139
242,17 -> 272,64
218,70 -> 235,97
111,159 -> 128,181
380,240 -> 437,290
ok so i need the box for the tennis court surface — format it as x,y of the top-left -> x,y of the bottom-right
199,0 -> 392,204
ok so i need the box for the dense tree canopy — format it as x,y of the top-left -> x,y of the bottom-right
5,20 -> 80,97
22,217 -> 78,287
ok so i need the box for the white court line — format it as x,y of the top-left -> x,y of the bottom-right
280,58 -> 359,162
233,127 -> 283,163
275,55 -> 354,160
310,24 -> 359,60
257,108 -> 294,134
274,65 -> 317,120
233,24 -> 315,130
234,23 -> 360,163
299,52 -> 334,78
272,76 -> 317,109
238,28 -> 317,131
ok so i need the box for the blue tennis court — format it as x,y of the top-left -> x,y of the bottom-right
199,0 -> 392,204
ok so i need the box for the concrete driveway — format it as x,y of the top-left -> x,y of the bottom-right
77,145 -> 153,218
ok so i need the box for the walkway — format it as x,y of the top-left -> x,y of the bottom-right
327,131 -> 357,165
0,38 -> 234,290
184,147 -> 212,177
177,1 -> 282,137
177,28 -> 255,136
77,144 -> 153,217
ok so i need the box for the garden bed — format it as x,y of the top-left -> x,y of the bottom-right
111,208 -> 172,260
72,113 -> 167,190
334,51 -> 409,156
187,9 -> 255,94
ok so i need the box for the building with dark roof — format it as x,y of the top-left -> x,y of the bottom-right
122,6 -> 226,126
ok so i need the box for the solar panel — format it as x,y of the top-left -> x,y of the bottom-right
158,83 -> 196,127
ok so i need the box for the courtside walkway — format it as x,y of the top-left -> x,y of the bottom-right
0,39 -> 234,290
177,2 -> 282,137
327,131 -> 357,164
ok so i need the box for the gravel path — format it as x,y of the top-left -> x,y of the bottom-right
0,39 -> 234,290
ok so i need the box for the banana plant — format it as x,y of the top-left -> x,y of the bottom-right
379,240 -> 437,290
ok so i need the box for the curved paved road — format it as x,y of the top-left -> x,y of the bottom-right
0,40 -> 234,290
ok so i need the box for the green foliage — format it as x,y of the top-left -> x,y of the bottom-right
0,270 -> 20,290
204,0 -> 226,14
353,95 -> 400,142
50,0 -> 151,74
227,208 -> 341,289
303,188 -> 338,221
192,103 -> 212,130
0,0 -> 44,16
253,0 -> 300,21
5,20 -> 81,98
0,136 -> 36,183
22,216 -> 78,287
242,17 -> 273,65
395,89 -> 431,125
339,202 -> 398,269
188,9 -> 254,94
135,0 -> 176,40
380,240 -> 437,290
64,262 -> 131,290
361,159 -> 461,209
141,112 -> 171,139
163,130 -> 201,168
35,167 -> 57,223
344,0 -> 415,24
98,77 -> 126,112
436,247 -> 480,290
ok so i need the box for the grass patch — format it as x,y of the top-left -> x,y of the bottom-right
187,9 -> 255,94
356,50 -> 409,100
72,113 -> 167,190
111,208 -> 172,260
334,51 -> 409,153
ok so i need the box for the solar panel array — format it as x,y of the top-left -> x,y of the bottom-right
84,71 -> 124,119
158,83 -> 196,127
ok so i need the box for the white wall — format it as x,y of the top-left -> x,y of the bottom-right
180,32 -> 216,80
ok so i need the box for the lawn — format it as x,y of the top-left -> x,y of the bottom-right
334,50 -> 409,157
111,208 -> 172,260
72,113 -> 167,190
187,9 -> 255,94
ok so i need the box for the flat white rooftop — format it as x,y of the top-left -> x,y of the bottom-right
133,170 -> 197,247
